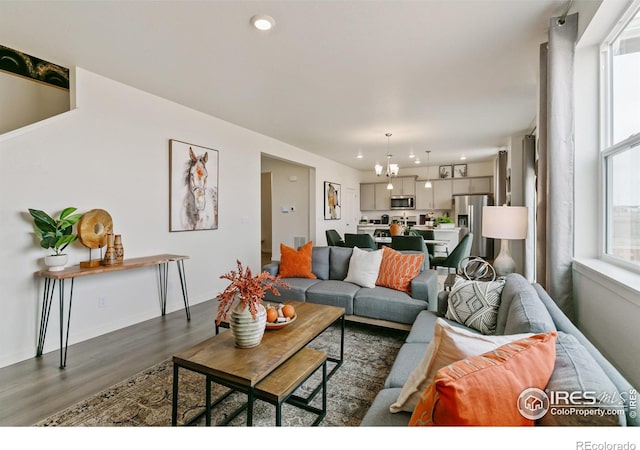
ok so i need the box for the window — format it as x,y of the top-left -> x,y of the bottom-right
601,1 -> 640,269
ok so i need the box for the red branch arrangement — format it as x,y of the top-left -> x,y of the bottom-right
215,260 -> 290,325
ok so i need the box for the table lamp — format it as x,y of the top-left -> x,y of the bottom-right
481,205 -> 528,276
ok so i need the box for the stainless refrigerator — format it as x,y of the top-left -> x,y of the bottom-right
452,194 -> 494,259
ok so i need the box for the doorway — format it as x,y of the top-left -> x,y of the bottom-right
261,172 -> 273,266
260,155 -> 312,261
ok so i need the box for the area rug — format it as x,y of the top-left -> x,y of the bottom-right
36,322 -> 407,427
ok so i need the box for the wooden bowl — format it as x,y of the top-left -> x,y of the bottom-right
265,314 -> 296,330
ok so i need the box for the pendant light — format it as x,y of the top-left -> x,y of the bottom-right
424,150 -> 432,189
375,133 -> 399,190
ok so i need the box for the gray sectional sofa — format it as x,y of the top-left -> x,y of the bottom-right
360,273 -> 639,426
262,245 -> 439,327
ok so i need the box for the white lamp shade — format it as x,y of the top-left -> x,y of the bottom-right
482,206 -> 528,240
374,163 -> 383,176
424,180 -> 432,188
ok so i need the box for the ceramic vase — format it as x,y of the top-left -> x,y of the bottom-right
114,234 -> 124,263
102,233 -> 117,266
228,296 -> 266,348
44,254 -> 68,272
390,222 -> 403,236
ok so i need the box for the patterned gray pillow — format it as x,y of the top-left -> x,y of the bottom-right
445,277 -> 506,335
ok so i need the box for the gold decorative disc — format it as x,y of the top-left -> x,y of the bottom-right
77,209 -> 113,249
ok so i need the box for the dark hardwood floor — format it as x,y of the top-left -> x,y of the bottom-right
0,299 -> 218,426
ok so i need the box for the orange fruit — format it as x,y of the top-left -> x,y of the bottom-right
266,308 -> 278,323
282,304 -> 295,319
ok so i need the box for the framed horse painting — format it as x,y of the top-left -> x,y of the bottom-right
324,181 -> 341,220
169,139 -> 219,231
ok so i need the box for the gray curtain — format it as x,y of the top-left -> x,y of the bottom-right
496,150 -> 508,207
537,13 -> 578,320
538,43 -> 548,289
523,134 -> 536,282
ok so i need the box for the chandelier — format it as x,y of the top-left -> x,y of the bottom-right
374,133 -> 399,190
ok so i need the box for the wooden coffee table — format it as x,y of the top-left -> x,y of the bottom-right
171,301 -> 345,426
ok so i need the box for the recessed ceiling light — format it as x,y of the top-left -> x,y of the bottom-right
414,159 -> 421,164
460,155 -> 467,160
409,154 -> 415,159
251,14 -> 275,31
357,154 -> 363,159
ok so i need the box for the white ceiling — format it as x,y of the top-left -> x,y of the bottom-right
0,0 -> 569,171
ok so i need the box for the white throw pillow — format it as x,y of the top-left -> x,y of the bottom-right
389,318 -> 533,413
343,246 -> 383,288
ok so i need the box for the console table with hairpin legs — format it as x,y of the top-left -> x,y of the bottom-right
34,254 -> 191,369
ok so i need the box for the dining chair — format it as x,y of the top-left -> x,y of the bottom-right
325,229 -> 345,247
389,235 -> 430,269
430,232 -> 473,273
344,233 -> 377,250
409,229 -> 436,264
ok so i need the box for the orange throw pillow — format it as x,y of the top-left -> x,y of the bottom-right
278,241 -> 317,279
375,246 -> 424,293
409,331 -> 557,426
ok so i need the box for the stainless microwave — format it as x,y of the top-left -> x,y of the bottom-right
390,195 -> 415,210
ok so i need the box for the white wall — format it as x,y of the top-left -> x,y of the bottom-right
573,261 -> 640,388
0,71 -> 70,134
0,67 -> 360,369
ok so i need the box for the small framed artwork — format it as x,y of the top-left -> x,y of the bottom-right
324,181 -> 341,220
453,164 -> 468,178
439,165 -> 452,179
169,139 -> 219,231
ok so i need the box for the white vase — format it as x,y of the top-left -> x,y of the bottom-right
228,298 -> 266,349
44,254 -> 68,272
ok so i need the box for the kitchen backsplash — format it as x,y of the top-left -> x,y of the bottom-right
360,209 -> 452,225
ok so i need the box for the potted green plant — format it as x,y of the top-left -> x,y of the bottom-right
28,207 -> 82,271
435,215 -> 455,229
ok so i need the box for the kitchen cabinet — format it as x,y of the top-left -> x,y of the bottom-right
357,225 -> 379,236
360,177 -> 419,211
415,179 -> 453,210
452,177 -> 493,195
433,179 -> 453,210
360,183 -> 376,211
374,183 -> 391,210
433,228 -> 461,254
415,181 -> 432,210
391,176 -> 416,196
